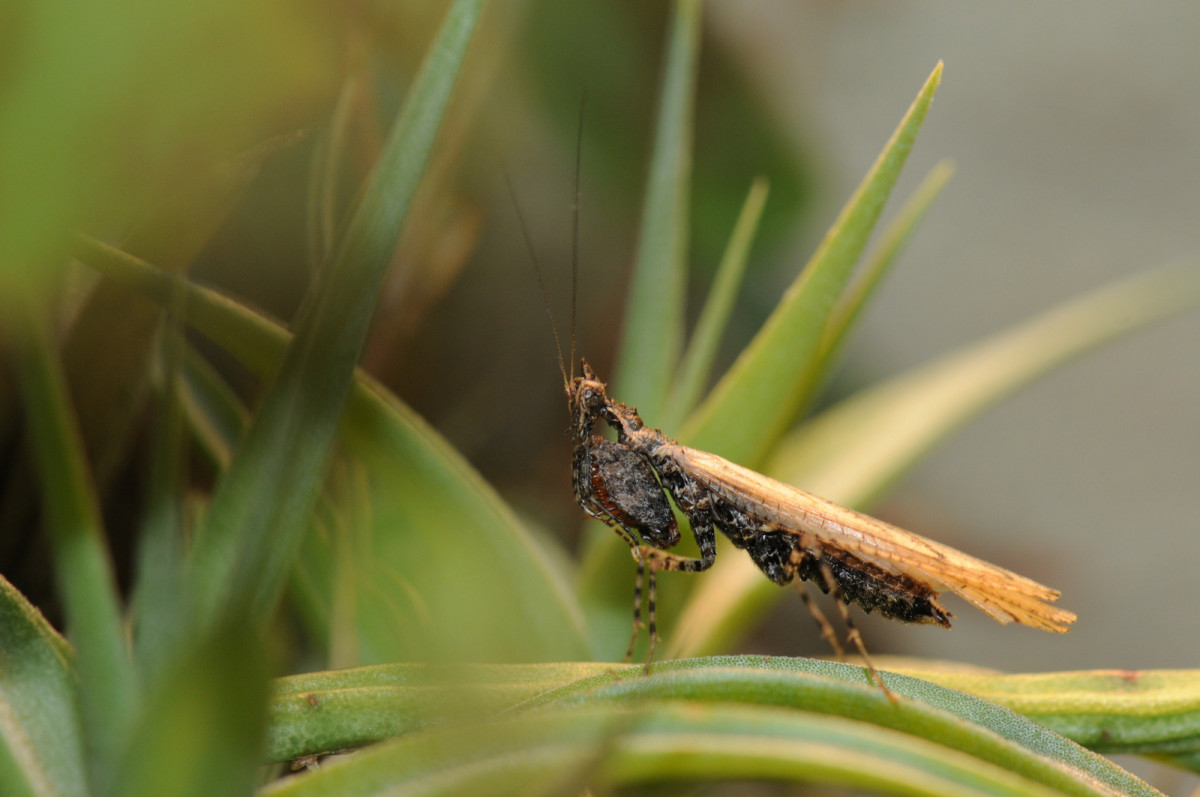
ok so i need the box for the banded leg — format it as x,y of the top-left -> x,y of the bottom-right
578,495 -> 660,662
644,568 -> 658,671
620,558 -> 665,670
587,501 -> 698,664
632,511 -> 718,668
624,556 -> 646,662
635,498 -> 718,576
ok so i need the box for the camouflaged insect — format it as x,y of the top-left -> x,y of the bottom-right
566,360 -> 1075,674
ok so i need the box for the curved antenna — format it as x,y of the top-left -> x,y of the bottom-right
506,174 -> 569,389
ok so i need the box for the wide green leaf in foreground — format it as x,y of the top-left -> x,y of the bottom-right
260,657 -> 1162,797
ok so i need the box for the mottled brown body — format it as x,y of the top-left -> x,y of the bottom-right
566,360 -> 1073,665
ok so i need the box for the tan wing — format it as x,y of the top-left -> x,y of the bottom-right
664,444 -> 1076,632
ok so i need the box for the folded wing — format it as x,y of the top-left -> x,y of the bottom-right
665,444 -> 1076,633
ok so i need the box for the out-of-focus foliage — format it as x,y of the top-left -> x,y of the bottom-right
1,2 -> 1198,795
0,0 -> 336,299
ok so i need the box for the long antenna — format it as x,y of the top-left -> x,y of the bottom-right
507,93 -> 587,390
507,174 -> 568,389
570,92 -> 586,382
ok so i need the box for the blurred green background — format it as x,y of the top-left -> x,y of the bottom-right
2,0 -> 1198,681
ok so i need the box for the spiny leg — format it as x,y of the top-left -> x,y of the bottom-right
635,506 -> 718,576
817,559 -> 896,701
639,547 -> 712,573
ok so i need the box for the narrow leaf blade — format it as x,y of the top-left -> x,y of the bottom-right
815,159 -> 955,377
663,177 -> 769,430
890,664 -> 1200,758
259,658 -> 1152,797
185,0 -> 487,630
681,62 -> 943,466
613,0 -> 702,422
8,301 -> 137,790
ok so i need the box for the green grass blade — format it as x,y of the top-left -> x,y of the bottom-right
894,665 -> 1200,758
319,383 -> 591,663
535,658 -> 1151,797
681,62 -> 943,466
260,660 -> 1163,795
662,177 -> 769,431
612,0 -> 702,423
264,662 -> 608,762
185,0 -> 487,630
130,281 -> 189,680
0,574 -> 86,797
305,73 -> 364,271
668,261 -> 1200,658
8,299 -> 138,791
815,159 -> 955,378
260,658 -> 1155,797
177,346 -> 249,471
74,237 -> 591,662
262,661 -> 1200,769
263,704 -> 1070,797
